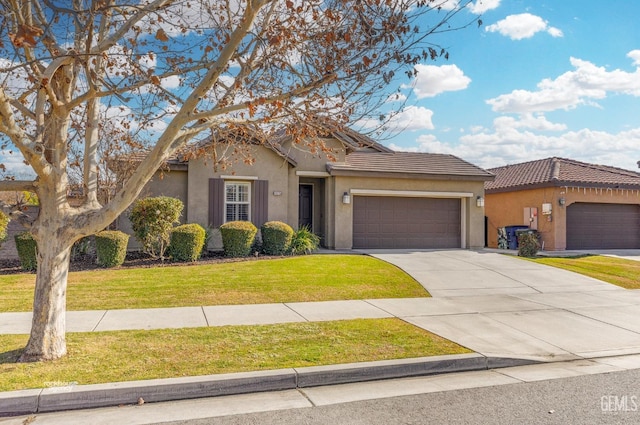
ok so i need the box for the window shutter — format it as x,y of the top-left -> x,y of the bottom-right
209,178 -> 224,227
252,180 -> 269,228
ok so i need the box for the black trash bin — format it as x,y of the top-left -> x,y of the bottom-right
504,225 -> 529,250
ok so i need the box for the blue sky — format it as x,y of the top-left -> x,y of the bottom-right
381,0 -> 640,171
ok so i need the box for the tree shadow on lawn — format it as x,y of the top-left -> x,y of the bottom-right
0,348 -> 23,364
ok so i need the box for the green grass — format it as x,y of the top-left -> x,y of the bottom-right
0,318 -> 470,392
527,255 -> 640,289
0,255 -> 428,312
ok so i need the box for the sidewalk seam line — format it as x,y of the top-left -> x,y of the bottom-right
91,310 -> 108,332
201,306 -> 210,327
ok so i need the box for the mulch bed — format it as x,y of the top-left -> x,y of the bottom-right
0,251 -> 274,275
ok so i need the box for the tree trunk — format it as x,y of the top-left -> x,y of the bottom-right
18,235 -> 73,362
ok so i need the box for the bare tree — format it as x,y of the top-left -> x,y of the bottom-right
0,0 -> 476,361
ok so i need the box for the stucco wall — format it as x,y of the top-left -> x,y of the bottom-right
186,145 -> 292,227
485,187 -> 560,250
281,137 -> 346,172
486,186 -> 640,250
330,176 -> 486,250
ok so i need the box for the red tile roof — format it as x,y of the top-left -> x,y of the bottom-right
328,152 -> 495,180
485,157 -> 640,192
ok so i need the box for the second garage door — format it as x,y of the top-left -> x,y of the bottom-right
566,202 -> 640,249
352,196 -> 461,249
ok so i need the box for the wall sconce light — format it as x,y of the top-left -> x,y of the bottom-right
342,191 -> 351,204
476,196 -> 485,207
558,197 -> 566,206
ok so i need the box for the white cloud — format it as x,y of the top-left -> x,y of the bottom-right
404,64 -> 471,99
487,53 -> 640,113
485,13 -> 563,40
0,150 -> 35,179
468,0 -> 501,14
386,92 -> 407,103
396,120 -> 640,171
493,113 -> 567,131
386,106 -> 435,131
627,50 -> 640,66
433,0 -> 459,11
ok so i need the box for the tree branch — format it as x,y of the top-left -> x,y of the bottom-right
0,179 -> 37,192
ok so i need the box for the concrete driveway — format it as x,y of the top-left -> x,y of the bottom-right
364,250 -> 640,362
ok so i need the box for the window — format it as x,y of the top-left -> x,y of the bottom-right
225,181 -> 251,222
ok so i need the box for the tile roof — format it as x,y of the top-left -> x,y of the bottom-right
485,157 -> 640,192
327,151 -> 495,180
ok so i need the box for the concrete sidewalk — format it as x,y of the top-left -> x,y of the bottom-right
3,249 -> 640,416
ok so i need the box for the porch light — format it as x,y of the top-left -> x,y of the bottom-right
558,197 -> 566,206
342,192 -> 351,204
476,196 -> 484,207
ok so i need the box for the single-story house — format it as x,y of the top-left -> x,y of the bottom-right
485,157 -> 640,251
122,128 -> 494,250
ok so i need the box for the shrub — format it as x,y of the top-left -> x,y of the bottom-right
169,223 -> 206,262
129,196 -> 183,259
15,231 -> 37,272
95,231 -> 129,268
518,231 -> 540,258
261,221 -> 294,255
0,211 -> 9,247
289,226 -> 321,255
71,236 -> 93,262
220,221 -> 257,257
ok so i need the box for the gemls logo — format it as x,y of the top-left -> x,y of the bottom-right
601,395 -> 638,413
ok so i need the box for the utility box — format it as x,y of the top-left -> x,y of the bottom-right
524,207 -> 538,230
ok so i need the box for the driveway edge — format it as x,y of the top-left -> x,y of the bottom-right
1,353 -> 539,417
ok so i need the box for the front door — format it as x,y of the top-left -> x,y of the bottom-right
298,184 -> 313,230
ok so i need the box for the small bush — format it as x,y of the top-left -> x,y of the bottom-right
220,221 -> 257,257
15,231 -> 37,272
289,226 -> 321,255
518,231 -> 540,258
0,211 -> 9,247
261,221 -> 294,255
71,236 -> 93,262
169,223 -> 206,262
95,231 -> 129,268
129,196 -> 183,259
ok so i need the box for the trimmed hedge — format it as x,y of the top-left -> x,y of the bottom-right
15,231 -> 37,272
169,223 -> 206,262
0,211 -> 8,247
220,221 -> 257,257
129,196 -> 183,259
261,221 -> 294,255
95,230 -> 129,268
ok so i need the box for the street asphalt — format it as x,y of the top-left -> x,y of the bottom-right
2,249 -> 640,417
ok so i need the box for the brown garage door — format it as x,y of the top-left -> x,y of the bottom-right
352,196 -> 461,249
566,203 -> 640,249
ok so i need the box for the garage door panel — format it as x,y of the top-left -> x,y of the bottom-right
353,196 -> 461,249
566,203 -> 640,249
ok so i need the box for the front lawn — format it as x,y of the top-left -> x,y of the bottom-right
0,318 -> 470,392
0,255 -> 428,312
527,255 -> 640,289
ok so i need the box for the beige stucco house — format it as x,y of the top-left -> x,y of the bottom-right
486,157 -> 640,251
125,129 -> 494,250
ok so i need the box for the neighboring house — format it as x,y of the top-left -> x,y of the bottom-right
121,128 -> 494,250
485,157 -> 640,251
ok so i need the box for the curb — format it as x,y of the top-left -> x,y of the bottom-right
1,353 -> 538,417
